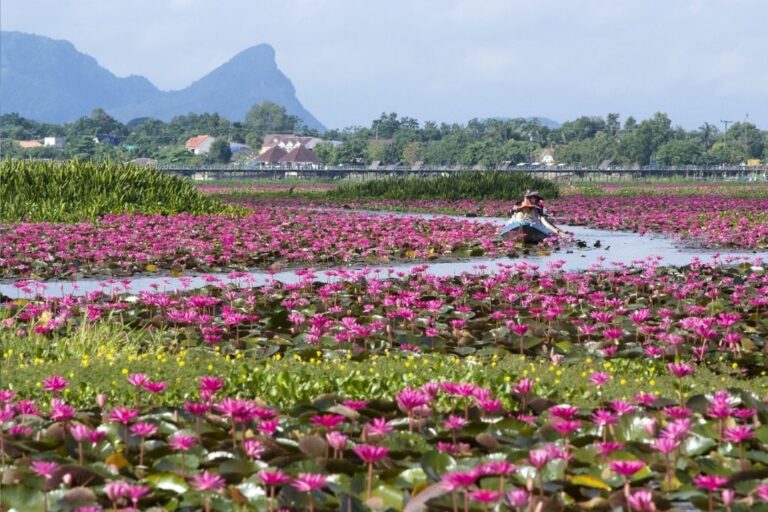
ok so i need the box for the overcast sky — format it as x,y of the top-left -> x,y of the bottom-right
2,0 -> 766,129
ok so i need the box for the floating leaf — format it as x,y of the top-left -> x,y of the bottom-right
569,474 -> 611,491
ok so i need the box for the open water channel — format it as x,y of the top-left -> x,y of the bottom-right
1,214 -> 766,298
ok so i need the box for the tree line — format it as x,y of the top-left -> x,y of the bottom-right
1,105 -> 765,167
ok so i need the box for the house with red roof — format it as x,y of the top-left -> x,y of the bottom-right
185,135 -> 216,155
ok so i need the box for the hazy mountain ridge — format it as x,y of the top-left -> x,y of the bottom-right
0,31 -> 324,130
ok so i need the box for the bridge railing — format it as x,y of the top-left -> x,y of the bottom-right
157,163 -> 768,173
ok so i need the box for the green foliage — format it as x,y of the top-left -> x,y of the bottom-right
245,101 -> 301,138
3,109 -> 766,167
655,139 -> 704,166
707,141 -> 747,165
328,172 -> 559,200
0,159 -> 229,222
207,139 -> 232,164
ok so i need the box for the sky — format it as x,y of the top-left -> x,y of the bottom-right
2,0 -> 767,130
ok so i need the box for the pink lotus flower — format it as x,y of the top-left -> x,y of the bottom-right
443,414 -> 468,431
513,379 -> 534,396
667,362 -> 695,378
105,481 -> 131,502
130,421 -> 157,438
506,489 -> 529,508
479,460 -> 516,476
469,489 -> 501,503
199,376 -> 225,396
693,474 -> 728,492
353,444 -> 389,464
592,409 -> 618,427
42,375 -> 68,393
169,432 -> 198,451
292,472 -> 328,492
595,441 -> 624,456
589,371 -> 610,387
108,407 -> 140,425
528,449 -> 550,469
50,401 -> 76,422
627,489 -> 656,511
396,387 -> 430,412
549,405 -> 579,420
69,423 -> 93,441
551,419 -> 581,436
651,437 -> 679,454
191,470 -> 225,491
442,469 -> 479,491
258,469 -> 292,487
126,485 -> 150,507
144,380 -> 167,394
126,373 -> 150,389
342,399 -> 368,411
609,460 -> 645,477
310,413 -> 345,430
243,438 -> 264,459
723,425 -> 753,443
325,431 -> 348,452
365,417 -> 394,437
30,460 -> 59,479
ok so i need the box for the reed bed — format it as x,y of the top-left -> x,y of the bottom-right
0,159 -> 229,222
328,171 -> 560,200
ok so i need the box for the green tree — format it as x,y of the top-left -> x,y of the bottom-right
558,116 -> 607,142
68,136 -> 97,160
461,140 -> 497,168
697,122 -> 718,150
336,136 -> 368,165
655,139 -> 703,166
245,102 -> 300,138
727,122 -> 764,159
624,112 -> 672,165
555,133 -> 617,167
402,142 -> 424,166
313,143 -> 338,166
371,112 -> 403,139
0,139 -> 24,159
606,113 -> 621,137
207,139 -> 232,164
706,142 -> 747,165
67,108 -> 128,142
497,140 -> 531,165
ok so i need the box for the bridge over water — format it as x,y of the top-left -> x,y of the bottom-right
157,164 -> 768,181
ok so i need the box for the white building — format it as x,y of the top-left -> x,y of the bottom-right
44,137 -> 65,148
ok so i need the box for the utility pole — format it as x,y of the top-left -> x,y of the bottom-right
743,113 -> 749,150
720,120 -> 733,142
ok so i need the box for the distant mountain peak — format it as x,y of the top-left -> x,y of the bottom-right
0,31 -> 324,130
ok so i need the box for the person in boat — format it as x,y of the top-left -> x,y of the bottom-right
500,190 -> 563,243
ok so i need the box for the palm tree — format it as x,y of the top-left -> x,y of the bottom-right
697,122 -> 718,150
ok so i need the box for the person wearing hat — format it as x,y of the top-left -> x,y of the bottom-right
500,190 -> 563,243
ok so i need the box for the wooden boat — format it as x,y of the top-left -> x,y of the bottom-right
499,220 -> 556,244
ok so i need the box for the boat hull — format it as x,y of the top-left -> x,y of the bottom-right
499,221 -> 555,244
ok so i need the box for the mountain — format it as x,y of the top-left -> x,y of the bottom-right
0,31 -> 324,130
